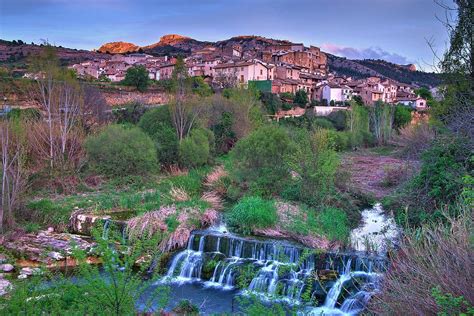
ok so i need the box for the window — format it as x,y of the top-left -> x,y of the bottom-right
240,75 -> 244,82
241,67 -> 244,71
260,69 -> 263,75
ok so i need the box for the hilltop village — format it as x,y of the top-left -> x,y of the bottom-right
69,35 -> 428,112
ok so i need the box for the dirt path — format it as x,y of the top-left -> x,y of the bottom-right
341,150 -> 419,200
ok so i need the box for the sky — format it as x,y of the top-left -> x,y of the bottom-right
0,0 -> 451,70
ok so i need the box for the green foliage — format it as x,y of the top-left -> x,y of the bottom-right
369,101 -> 395,145
312,117 -> 335,130
260,92 -> 282,114
286,128 -> 340,206
294,90 -> 308,107
226,196 -> 277,235
327,110 -> 348,131
138,106 -> 179,166
179,129 -> 212,168
85,125 -> 157,177
279,92 -> 294,101
231,125 -> 292,196
318,207 -> 350,241
412,135 -> 471,206
212,111 -> 237,154
112,102 -> 146,125
25,199 -> 70,227
394,105 -> 412,130
327,130 -> 350,151
122,65 -> 149,92
173,299 -> 200,315
0,234 -> 169,315
282,102 -> 293,110
189,76 -> 213,97
431,287 -> 474,316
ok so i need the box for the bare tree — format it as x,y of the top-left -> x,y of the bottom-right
0,121 -> 25,232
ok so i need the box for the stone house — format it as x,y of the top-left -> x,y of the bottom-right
212,60 -> 274,84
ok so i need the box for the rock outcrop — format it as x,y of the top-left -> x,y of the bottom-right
97,41 -> 140,54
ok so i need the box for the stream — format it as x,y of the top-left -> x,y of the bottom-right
154,203 -> 399,315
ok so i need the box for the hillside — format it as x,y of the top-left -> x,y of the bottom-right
327,54 -> 442,87
0,36 -> 442,87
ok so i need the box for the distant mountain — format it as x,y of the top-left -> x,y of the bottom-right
97,41 -> 139,54
327,54 -> 442,87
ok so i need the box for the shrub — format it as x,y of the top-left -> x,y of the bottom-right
370,205 -> 473,315
260,92 -> 282,114
327,130 -> 350,151
226,196 -> 277,235
138,106 -> 179,166
282,102 -> 293,110
327,110 -> 348,131
312,117 -> 335,130
231,125 -> 293,196
179,129 -> 212,168
394,105 -> 412,130
85,125 -> 157,177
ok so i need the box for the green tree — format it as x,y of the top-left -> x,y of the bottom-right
179,128 -> 212,168
231,125 -> 292,196
394,104 -> 412,130
294,89 -> 308,107
85,125 -> 157,177
122,65 -> 149,92
138,106 -> 179,166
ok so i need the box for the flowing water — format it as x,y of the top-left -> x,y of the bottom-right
161,230 -> 386,314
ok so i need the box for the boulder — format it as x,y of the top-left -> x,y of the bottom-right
0,264 -> 14,272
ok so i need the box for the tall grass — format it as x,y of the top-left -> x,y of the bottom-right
226,196 -> 277,235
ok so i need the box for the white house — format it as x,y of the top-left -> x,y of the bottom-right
212,59 -> 274,84
397,96 -> 427,110
321,83 -> 353,104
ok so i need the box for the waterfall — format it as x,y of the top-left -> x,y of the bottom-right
161,230 -> 385,313
102,219 -> 111,240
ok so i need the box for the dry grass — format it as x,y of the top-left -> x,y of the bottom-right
391,122 -> 436,159
201,191 -> 224,210
126,205 -> 219,252
370,204 -> 473,314
204,165 -> 228,188
167,164 -> 188,176
169,186 -> 190,202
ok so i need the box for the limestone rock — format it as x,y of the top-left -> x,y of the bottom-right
0,264 -> 14,272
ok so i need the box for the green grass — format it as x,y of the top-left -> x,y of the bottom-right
226,196 -> 277,235
22,165 -> 213,230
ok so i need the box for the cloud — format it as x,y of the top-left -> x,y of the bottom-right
321,43 -> 411,65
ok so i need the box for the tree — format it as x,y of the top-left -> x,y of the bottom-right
369,101 -> 394,145
260,92 -> 282,115
294,90 -> 308,107
394,105 -> 412,130
85,125 -> 157,177
28,46 -> 84,172
179,129 -> 212,168
122,65 -> 149,92
231,125 -> 292,196
138,106 -> 179,166
0,121 -> 26,232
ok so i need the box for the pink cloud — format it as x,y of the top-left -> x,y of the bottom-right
321,43 -> 411,65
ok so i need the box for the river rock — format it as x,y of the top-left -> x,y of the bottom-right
0,264 -> 14,272
20,267 -> 42,276
0,279 -> 12,295
18,274 -> 28,279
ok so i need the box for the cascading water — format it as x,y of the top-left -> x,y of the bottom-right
162,230 -> 386,314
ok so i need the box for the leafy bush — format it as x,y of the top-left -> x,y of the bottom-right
138,106 -> 179,165
231,125 -> 292,196
85,125 -> 157,177
179,129 -> 212,168
312,117 -> 335,130
327,110 -> 348,131
327,130 -> 350,151
394,105 -> 412,130
226,196 -> 277,235
260,92 -> 282,114
282,102 -> 293,110
212,111 -> 237,154
279,92 -> 294,101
